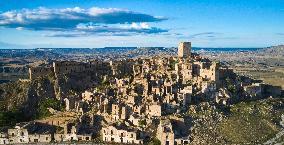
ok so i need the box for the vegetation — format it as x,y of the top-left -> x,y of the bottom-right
35,98 -> 64,119
0,109 -> 27,127
218,98 -> 284,144
0,81 -> 30,111
147,138 -> 161,145
169,59 -> 177,70
186,98 -> 284,144
138,119 -> 147,127
225,77 -> 237,95
47,72 -> 56,83
235,67 -> 284,89
96,78 -> 111,91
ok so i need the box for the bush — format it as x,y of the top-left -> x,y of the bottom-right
138,119 -> 147,127
148,138 -> 161,145
35,98 -> 63,119
0,109 -> 26,127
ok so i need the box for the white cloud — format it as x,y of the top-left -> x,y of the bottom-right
16,27 -> 23,30
128,22 -> 150,29
0,6 -> 167,32
88,7 -> 122,16
46,22 -> 168,37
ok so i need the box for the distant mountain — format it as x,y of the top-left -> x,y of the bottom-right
257,45 -> 284,56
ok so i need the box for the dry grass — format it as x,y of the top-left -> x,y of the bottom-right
234,67 -> 284,89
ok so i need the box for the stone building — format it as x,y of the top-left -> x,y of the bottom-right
193,61 -> 219,82
178,42 -> 191,58
61,123 -> 92,142
82,90 -> 95,102
156,119 -> 190,145
146,104 -> 162,117
29,67 -> 53,80
101,125 -> 144,144
180,60 -> 193,83
0,133 -> 9,144
215,88 -> 232,105
111,104 -> 120,121
156,119 -> 175,145
178,85 -> 192,105
7,127 -> 29,144
28,134 -> 52,143
54,134 -> 64,142
243,83 -> 263,99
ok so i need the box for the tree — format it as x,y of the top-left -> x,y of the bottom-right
138,119 -> 147,127
36,98 -> 63,119
0,109 -> 26,127
148,138 -> 161,145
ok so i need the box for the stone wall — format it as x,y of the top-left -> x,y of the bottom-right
29,67 -> 53,80
178,42 -> 191,58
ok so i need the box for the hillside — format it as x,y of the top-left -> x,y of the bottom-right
257,45 -> 284,57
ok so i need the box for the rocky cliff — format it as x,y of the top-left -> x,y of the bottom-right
0,77 -> 56,118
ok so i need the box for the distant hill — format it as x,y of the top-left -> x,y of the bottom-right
257,45 -> 284,56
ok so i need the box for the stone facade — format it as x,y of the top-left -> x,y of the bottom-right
0,133 -> 9,144
178,42 -> 191,58
28,134 -> 52,143
28,67 -> 53,80
146,104 -> 162,117
7,128 -> 29,144
157,119 -> 190,145
102,125 -> 144,144
156,120 -> 175,145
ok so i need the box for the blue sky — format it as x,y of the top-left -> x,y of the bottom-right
0,0 -> 284,48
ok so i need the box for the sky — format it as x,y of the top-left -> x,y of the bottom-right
0,0 -> 284,48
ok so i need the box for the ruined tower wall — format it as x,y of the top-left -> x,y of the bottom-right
178,42 -> 191,58
29,67 -> 53,80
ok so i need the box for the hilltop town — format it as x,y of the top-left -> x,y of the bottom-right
0,42 -> 284,145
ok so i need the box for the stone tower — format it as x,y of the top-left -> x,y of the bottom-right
178,42 -> 191,58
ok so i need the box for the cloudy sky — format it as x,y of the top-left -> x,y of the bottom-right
0,0 -> 284,48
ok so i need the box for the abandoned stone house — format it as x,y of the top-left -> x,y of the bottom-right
0,133 -> 8,144
28,134 -> 52,143
128,114 -> 141,126
243,83 -> 263,99
101,125 -> 144,144
82,90 -> 95,102
2,124 -> 53,144
7,127 -> 29,144
145,104 -> 162,117
244,83 -> 282,100
110,103 -> 132,121
156,119 -> 190,145
54,122 -> 92,142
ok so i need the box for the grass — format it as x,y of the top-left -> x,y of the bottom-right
219,113 -> 278,144
217,98 -> 284,144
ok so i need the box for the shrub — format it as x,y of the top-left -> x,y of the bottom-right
36,98 -> 63,119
